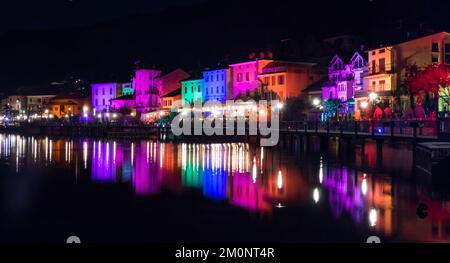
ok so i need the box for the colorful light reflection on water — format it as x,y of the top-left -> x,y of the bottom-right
1,133 -> 450,242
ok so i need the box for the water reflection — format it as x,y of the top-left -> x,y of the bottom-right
1,134 -> 450,242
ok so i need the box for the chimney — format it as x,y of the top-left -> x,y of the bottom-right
260,52 -> 265,59
249,52 -> 256,59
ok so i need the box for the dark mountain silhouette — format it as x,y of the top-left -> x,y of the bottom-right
0,0 -> 448,94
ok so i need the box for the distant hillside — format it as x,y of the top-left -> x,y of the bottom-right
0,0 -> 448,93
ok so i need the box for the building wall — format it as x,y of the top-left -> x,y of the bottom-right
162,94 -> 181,110
48,98 -> 89,118
160,69 -> 190,97
203,69 -> 228,102
133,69 -> 162,113
91,83 -> 122,112
230,59 -> 273,98
5,96 -> 27,112
181,79 -> 204,104
26,95 -> 56,113
111,99 -> 134,110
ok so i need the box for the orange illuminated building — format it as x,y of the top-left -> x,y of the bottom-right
259,61 -> 323,100
46,95 -> 90,118
356,31 -> 450,119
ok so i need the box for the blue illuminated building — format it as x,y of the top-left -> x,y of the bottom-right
203,69 -> 228,102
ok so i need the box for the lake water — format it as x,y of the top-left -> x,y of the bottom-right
1,133 -> 449,243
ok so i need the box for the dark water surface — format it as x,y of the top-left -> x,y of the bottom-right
1,133 -> 449,243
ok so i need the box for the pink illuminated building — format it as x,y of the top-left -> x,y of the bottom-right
229,58 -> 273,98
133,69 -> 162,113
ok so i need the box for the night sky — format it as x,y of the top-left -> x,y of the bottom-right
0,0 -> 205,33
0,0 -> 449,93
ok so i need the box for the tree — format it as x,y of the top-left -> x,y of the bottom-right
323,99 -> 342,120
406,64 -> 450,115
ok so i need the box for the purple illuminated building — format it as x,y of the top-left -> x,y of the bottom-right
91,83 -> 122,112
321,52 -> 367,106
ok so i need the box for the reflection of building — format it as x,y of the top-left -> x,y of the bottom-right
231,172 -> 271,213
91,83 -> 122,112
91,141 -> 117,182
322,166 -> 364,223
133,141 -> 163,195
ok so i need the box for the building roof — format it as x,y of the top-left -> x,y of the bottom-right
161,88 -> 181,98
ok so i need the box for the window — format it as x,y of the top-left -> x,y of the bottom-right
222,86 -> 224,93
216,74 -> 219,81
198,86 -> 200,92
432,42 -> 439,52
245,72 -> 250,81
102,99 -> 105,105
205,76 -> 208,83
278,75 -> 285,85
372,60 -> 376,74
102,88 -> 105,95
272,76 -> 276,85
379,49 -> 385,54
110,88 -> 112,95
184,86 -> 187,93
379,80 -> 385,91
432,54 -> 439,63
379,58 -> 385,73
96,89 -> 98,95
216,87 -> 219,93
237,73 -> 242,82
95,99 -> 98,106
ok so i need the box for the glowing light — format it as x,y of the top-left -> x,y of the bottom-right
44,109 -> 49,114
369,92 -> 378,101
360,101 -> 369,109
361,177 -> 368,196
312,98 -> 321,106
313,188 -> 320,203
112,113 -> 117,118
277,170 -> 283,190
369,208 -> 378,227
105,112 -> 110,118
97,114 -> 102,118
276,102 -> 283,110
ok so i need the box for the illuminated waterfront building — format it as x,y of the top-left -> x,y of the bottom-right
181,78 -> 204,104
133,69 -> 162,113
91,83 -> 123,112
203,68 -> 230,102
